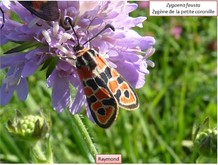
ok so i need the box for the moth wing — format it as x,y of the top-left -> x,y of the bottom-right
95,56 -> 139,110
19,1 -> 59,21
78,67 -> 118,128
112,72 -> 139,110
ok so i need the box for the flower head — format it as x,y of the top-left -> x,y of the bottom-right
171,26 -> 182,39
7,110 -> 50,141
138,1 -> 150,9
0,1 -> 155,123
194,127 -> 217,157
193,117 -> 217,158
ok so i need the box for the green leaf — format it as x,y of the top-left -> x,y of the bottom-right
46,57 -> 57,78
40,56 -> 53,71
4,42 -> 42,54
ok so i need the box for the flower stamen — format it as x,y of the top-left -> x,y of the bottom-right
58,33 -> 72,45
53,22 -> 59,36
42,30 -> 51,44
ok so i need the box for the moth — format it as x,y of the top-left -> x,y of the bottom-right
19,1 -> 59,21
65,17 -> 139,128
0,1 -> 59,29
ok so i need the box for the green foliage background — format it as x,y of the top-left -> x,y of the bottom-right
0,4 -> 217,163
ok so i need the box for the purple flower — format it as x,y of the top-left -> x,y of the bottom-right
138,1 -> 150,9
0,1 -> 155,123
171,26 -> 182,39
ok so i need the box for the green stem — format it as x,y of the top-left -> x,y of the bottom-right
74,115 -> 98,157
33,142 -> 46,160
31,141 -> 53,163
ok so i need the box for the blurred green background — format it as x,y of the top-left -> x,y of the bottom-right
0,2 -> 217,163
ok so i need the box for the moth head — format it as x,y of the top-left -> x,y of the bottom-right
64,17 -> 115,53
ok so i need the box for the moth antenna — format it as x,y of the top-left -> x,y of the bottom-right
0,7 -> 5,29
65,17 -> 80,45
82,24 -> 115,46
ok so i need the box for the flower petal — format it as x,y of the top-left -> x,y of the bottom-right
0,53 -> 26,69
47,70 -> 56,88
52,74 -> 70,112
85,102 -> 95,123
116,61 -> 144,88
16,78 -> 28,100
22,59 -> 39,77
69,86 -> 85,114
0,84 -> 16,106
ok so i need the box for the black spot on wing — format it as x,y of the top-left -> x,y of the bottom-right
114,89 -> 121,100
97,108 -> 106,116
86,79 -> 98,90
105,67 -> 112,79
117,76 -> 123,84
89,95 -> 97,103
124,90 -> 130,98
94,76 -> 106,88
100,72 -> 108,84
102,98 -> 116,106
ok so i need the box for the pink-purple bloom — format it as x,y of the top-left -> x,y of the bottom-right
138,1 -> 150,9
171,26 -> 182,39
0,1 -> 155,123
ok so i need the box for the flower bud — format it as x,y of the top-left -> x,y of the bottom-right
7,111 -> 50,141
194,127 -> 217,157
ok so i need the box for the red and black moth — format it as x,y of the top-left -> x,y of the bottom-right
65,18 -> 139,128
19,1 -> 59,21
0,1 -> 59,29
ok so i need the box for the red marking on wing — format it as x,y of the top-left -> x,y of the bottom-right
98,107 -> 114,124
95,87 -> 111,100
77,67 -> 93,79
32,2 -> 45,10
84,87 -> 93,97
92,102 -> 102,111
